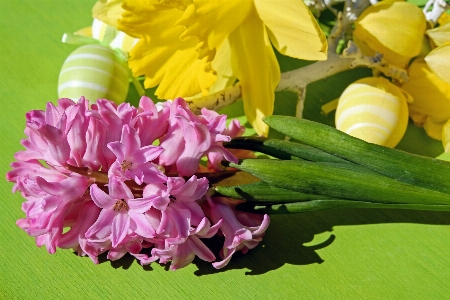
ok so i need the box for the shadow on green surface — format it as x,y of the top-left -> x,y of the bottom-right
193,208 -> 450,275
93,208 -> 450,275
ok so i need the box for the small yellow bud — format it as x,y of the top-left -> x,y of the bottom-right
354,1 -> 426,66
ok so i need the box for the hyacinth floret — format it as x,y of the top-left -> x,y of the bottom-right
6,96 -> 270,270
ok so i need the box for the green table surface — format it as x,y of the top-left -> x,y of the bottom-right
2,1 -> 450,299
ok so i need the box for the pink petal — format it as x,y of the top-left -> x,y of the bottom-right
108,177 -> 134,200
128,195 -> 164,213
85,208 -> 115,239
129,211 -> 156,238
90,184 -> 115,209
58,201 -> 101,249
168,205 -> 191,239
107,142 -> 125,162
132,145 -> 163,165
107,246 -> 128,261
121,125 -> 140,156
187,235 -> 216,262
212,248 -> 236,269
111,212 -> 130,247
170,243 -> 196,271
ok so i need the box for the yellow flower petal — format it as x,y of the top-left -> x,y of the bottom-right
118,0 -> 216,99
354,1 -> 426,66
426,22 -> 450,48
402,58 -> 450,123
209,39 -> 236,94
229,15 -> 280,136
438,12 -> 450,26
92,0 -> 125,27
254,0 -> 327,61
425,44 -> 450,85
423,118 -> 445,141
442,119 -> 450,151
176,0 -> 253,55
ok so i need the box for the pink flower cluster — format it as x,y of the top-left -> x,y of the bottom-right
6,96 -> 269,270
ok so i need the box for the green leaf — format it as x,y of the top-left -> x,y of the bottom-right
230,159 -> 450,205
263,116 -> 450,194
215,181 -> 339,202
237,199 -> 450,214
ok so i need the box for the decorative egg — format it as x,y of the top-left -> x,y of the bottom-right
335,77 -> 412,148
91,18 -> 138,53
57,44 -> 130,104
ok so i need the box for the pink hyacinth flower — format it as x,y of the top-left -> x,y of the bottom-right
87,177 -> 164,248
144,216 -> 223,270
206,197 -> 270,269
108,124 -> 165,185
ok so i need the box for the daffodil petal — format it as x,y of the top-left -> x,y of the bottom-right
402,58 -> 450,122
229,15 -> 280,136
425,44 -> 450,85
209,38 -> 236,94
183,40 -> 236,104
354,1 -> 426,66
154,47 -> 217,98
176,0 -> 253,53
92,0 -> 125,28
423,118 -> 445,141
118,0 -> 216,99
254,0 -> 327,61
442,119 -> 450,151
426,22 -> 450,48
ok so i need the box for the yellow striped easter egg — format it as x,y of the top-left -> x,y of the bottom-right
92,18 -> 138,53
335,77 -> 412,148
58,44 -> 129,104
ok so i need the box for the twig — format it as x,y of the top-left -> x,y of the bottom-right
341,40 -> 409,82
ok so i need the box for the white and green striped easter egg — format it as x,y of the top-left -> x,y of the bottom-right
335,77 -> 412,148
58,44 -> 129,104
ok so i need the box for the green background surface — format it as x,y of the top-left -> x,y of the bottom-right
1,1 -> 450,299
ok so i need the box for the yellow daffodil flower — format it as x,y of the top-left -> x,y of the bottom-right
118,0 -> 327,136
353,1 -> 426,67
402,58 -> 450,140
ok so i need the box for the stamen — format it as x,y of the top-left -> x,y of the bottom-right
113,199 -> 129,211
121,160 -> 133,171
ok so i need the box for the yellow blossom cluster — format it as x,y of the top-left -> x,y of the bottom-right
338,1 -> 450,148
92,0 -> 327,136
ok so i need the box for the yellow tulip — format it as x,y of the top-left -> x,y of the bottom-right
353,1 -> 426,67
117,0 -> 327,136
402,58 -> 450,140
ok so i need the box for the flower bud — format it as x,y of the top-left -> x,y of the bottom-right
353,1 -> 426,66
